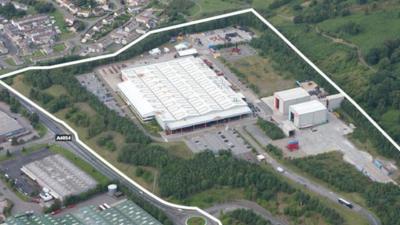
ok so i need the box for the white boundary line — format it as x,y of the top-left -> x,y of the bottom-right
0,8 -> 253,80
0,79 -> 220,224
0,7 -> 399,225
250,9 -> 400,151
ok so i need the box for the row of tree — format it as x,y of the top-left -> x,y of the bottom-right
293,0 -> 351,24
118,145 -> 345,225
222,209 -> 272,225
257,118 -> 285,140
290,151 -> 400,225
0,3 -> 26,19
23,71 -> 150,144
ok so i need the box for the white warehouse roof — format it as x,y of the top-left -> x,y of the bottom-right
117,81 -> 155,119
274,87 -> 310,101
119,56 -> 251,130
290,100 -> 327,115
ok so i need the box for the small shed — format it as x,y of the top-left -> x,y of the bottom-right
177,48 -> 198,57
325,93 -> 344,111
149,48 -> 161,56
174,42 -> 189,51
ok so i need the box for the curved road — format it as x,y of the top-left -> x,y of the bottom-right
9,92 -> 219,225
206,199 -> 288,225
237,127 -> 381,225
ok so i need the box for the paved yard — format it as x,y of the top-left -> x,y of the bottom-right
271,113 -> 394,183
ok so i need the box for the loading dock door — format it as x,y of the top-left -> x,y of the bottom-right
290,112 -> 295,122
275,98 -> 280,109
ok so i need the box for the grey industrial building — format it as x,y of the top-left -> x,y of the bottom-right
0,110 -> 26,142
21,154 -> 97,201
6,199 -> 162,225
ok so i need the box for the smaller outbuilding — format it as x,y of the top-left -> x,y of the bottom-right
177,48 -> 198,57
174,42 -> 189,51
148,48 -> 161,56
325,93 -> 344,111
289,100 -> 328,128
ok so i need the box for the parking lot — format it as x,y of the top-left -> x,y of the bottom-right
0,148 -> 52,196
219,44 -> 257,62
76,73 -> 125,117
185,126 -> 253,156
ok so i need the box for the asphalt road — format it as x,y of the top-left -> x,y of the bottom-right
14,95 -> 219,225
9,89 -> 380,225
206,199 -> 288,225
237,127 -> 381,225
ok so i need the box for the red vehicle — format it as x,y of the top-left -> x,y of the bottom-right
51,209 -> 62,215
67,204 -> 76,209
287,140 -> 299,151
30,198 -> 40,203
203,59 -> 213,67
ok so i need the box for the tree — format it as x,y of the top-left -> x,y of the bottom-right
29,113 -> 39,125
0,3 -> 26,19
34,2 -> 55,13
10,137 -> 18,146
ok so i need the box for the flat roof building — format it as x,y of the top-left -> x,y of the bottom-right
274,87 -> 310,115
0,110 -> 26,141
6,199 -> 162,225
21,154 -> 97,201
118,56 -> 251,134
289,100 -> 328,128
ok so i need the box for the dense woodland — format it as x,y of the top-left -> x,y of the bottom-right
293,0 -> 351,24
0,3 -> 26,19
221,209 -> 272,225
0,89 -> 40,127
291,152 -> 400,225
119,145 -> 344,225
8,11 -> 400,225
249,29 -> 400,165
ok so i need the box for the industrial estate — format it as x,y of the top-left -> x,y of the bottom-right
0,2 -> 399,225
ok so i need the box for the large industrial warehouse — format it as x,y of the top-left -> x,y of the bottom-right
21,154 -> 97,201
117,56 -> 252,134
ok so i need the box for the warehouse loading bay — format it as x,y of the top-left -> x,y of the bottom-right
76,26 -> 397,185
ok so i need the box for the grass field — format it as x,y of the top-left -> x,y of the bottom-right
33,122 -> 48,137
189,0 -> 247,18
53,43 -> 66,53
53,105 -> 159,192
4,58 -> 16,67
44,84 -> 68,97
188,0 -> 275,19
187,216 -> 206,225
50,11 -> 71,39
224,55 -> 296,97
257,163 -> 371,225
173,187 -> 245,209
277,23 -> 373,98
318,9 -> 400,53
11,75 -> 31,97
